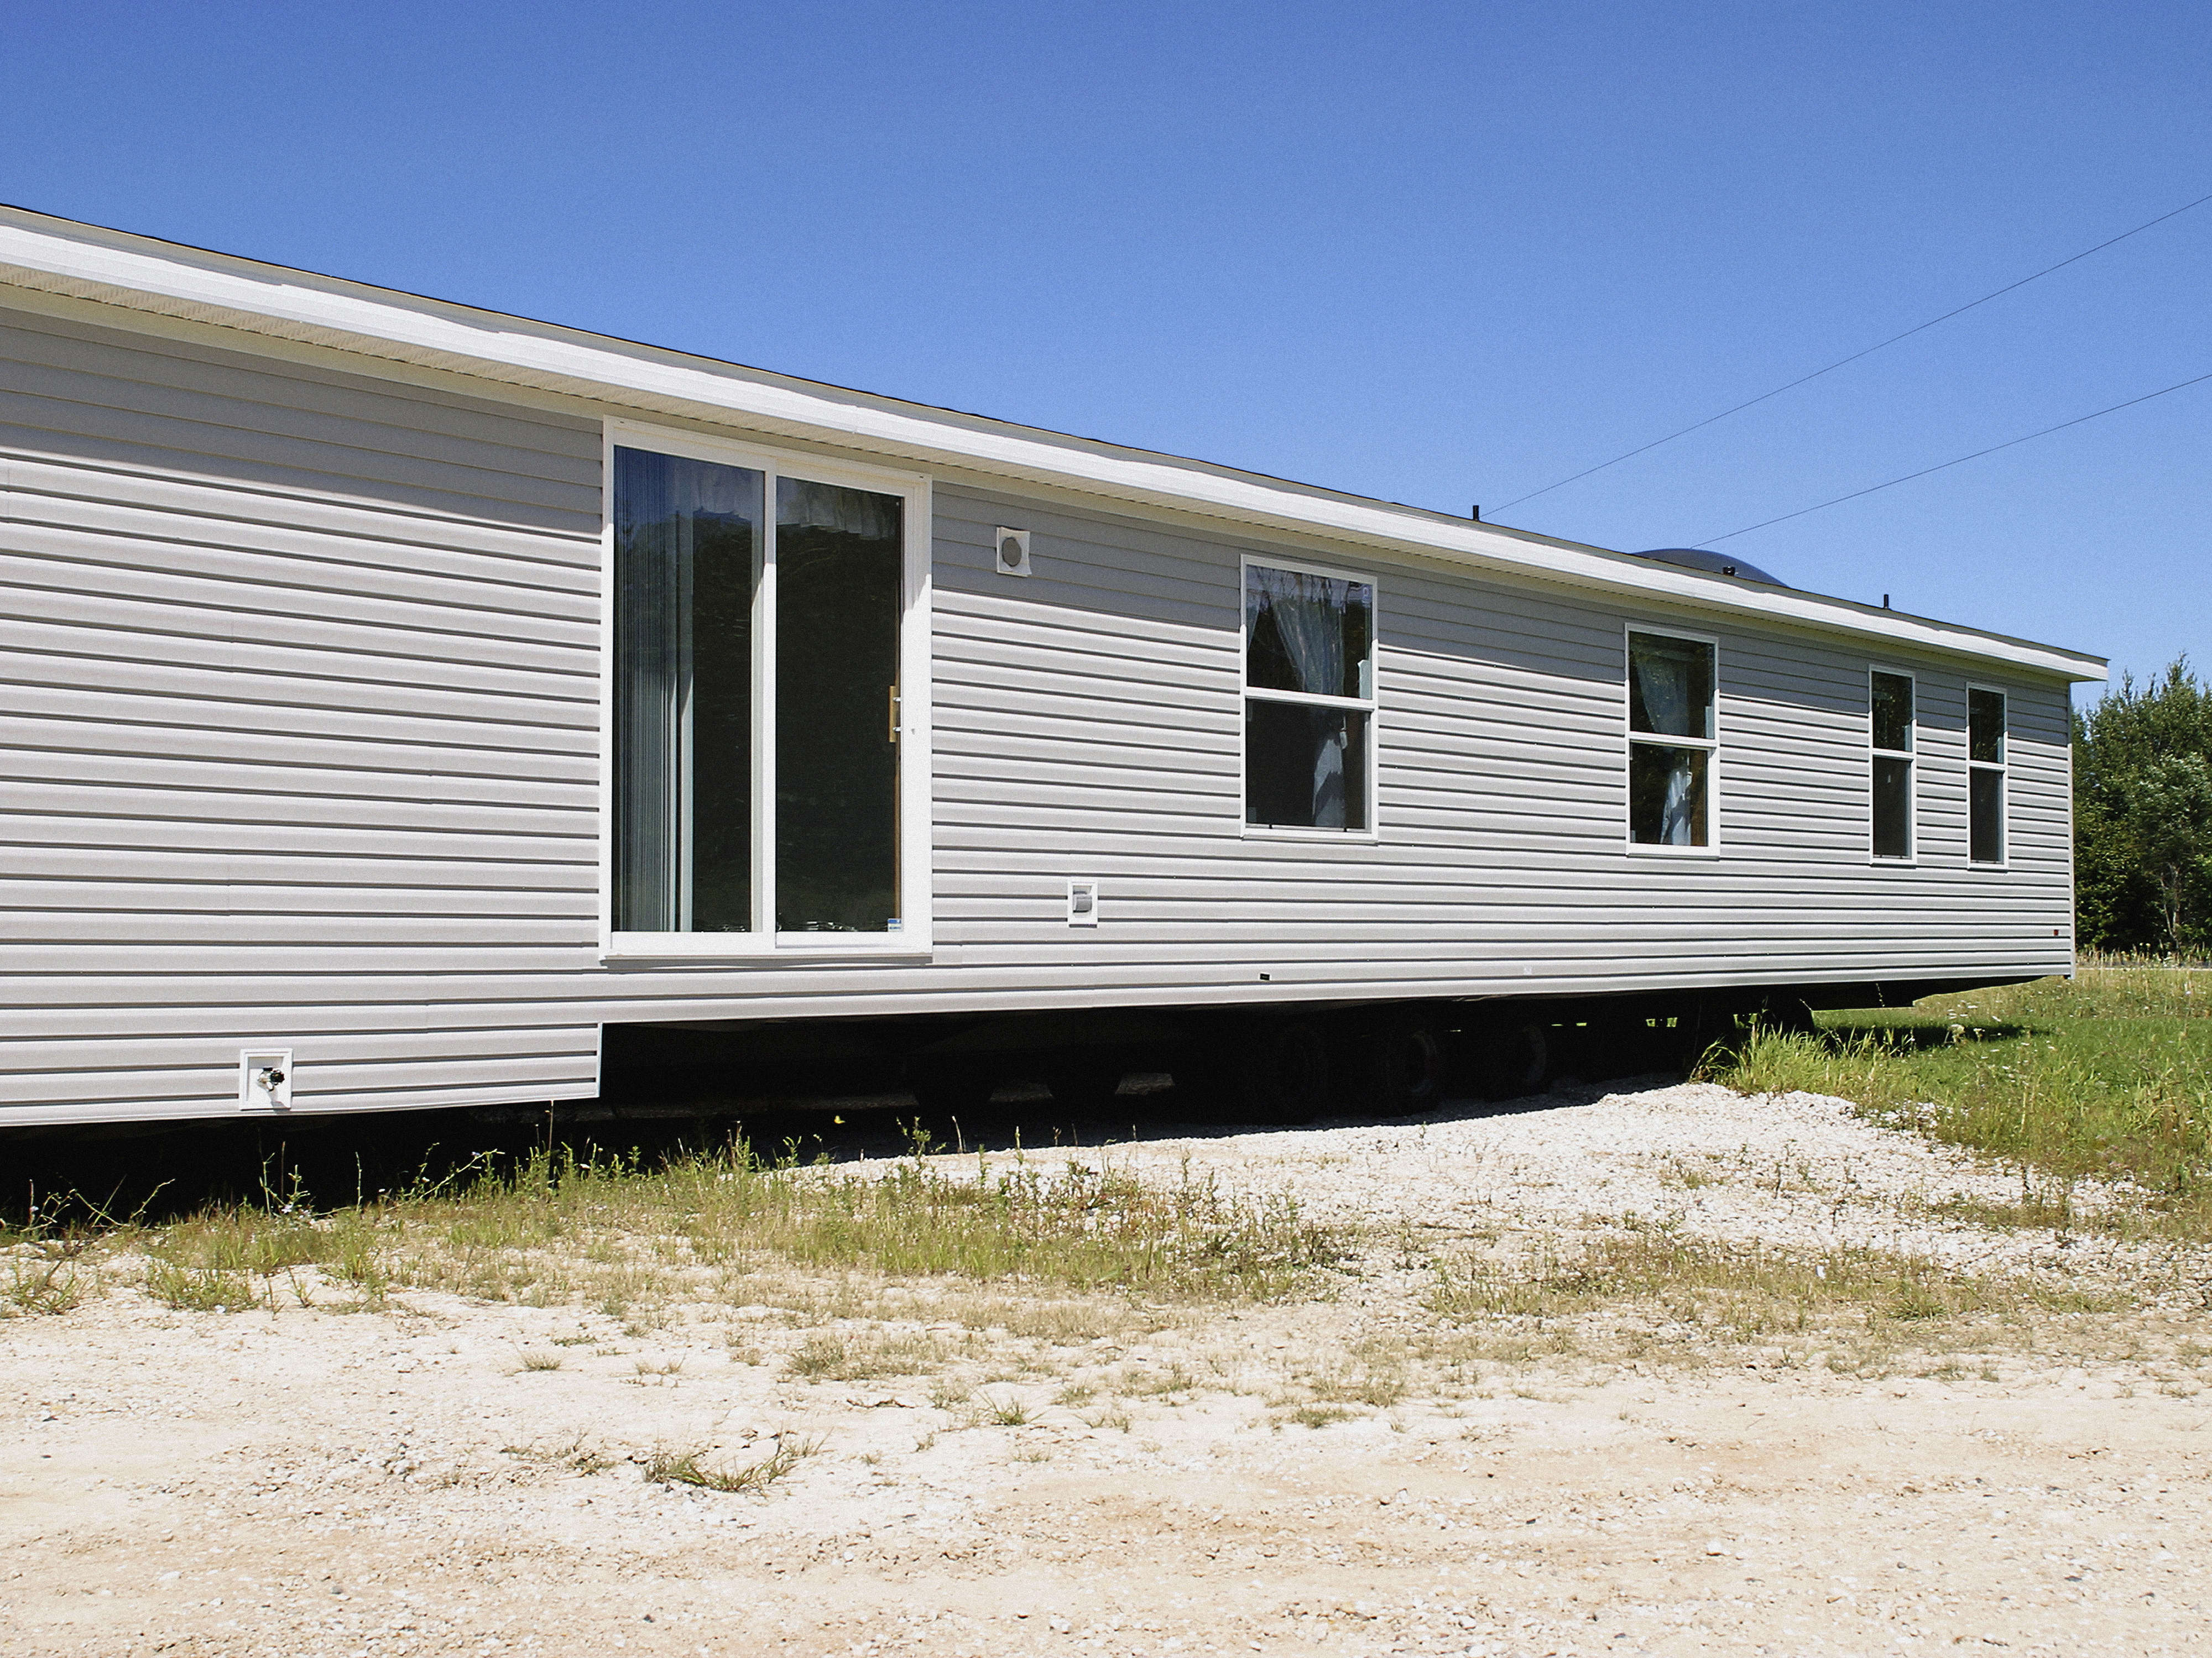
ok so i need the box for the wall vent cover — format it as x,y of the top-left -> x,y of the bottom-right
239,1049 -> 294,1112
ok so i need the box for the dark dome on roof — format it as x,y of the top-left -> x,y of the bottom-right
1630,547 -> 1789,588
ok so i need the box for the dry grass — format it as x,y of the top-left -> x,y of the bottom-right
1429,1226 -> 2096,1332
3,1243 -> 88,1317
786,1329 -> 956,1382
109,1147 -> 1339,1329
643,1438 -> 818,1494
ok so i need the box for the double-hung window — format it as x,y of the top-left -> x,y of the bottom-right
1242,561 -> 1376,834
606,431 -> 928,954
1870,670 -> 1914,860
1968,687 -> 2006,865
1626,630 -> 1717,848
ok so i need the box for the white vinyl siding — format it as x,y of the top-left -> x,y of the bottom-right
0,295 -> 2083,1127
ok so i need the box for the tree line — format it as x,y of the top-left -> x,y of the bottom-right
2074,658 -> 2212,956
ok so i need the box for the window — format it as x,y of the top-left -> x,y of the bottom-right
1626,631 -> 1717,848
1870,670 -> 1914,860
1243,562 -> 1375,833
608,436 -> 926,950
1968,687 -> 2006,865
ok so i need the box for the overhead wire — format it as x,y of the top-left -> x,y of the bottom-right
1691,367 -> 2212,545
1493,188 -> 2212,511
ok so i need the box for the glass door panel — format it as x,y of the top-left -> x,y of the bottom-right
611,447 -> 761,932
773,477 -> 902,933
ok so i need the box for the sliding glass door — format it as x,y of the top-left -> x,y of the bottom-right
610,440 -> 918,947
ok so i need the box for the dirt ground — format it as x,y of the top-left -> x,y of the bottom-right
7,1082 -> 2212,1657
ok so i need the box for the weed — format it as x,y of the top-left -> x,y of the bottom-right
644,1438 -> 818,1495
1121,1361 -> 1200,1397
1287,1404 -> 1355,1429
789,1334 -> 849,1378
1427,1228 -> 2090,1346
3,1246 -> 86,1317
502,1434 -> 612,1476
517,1351 -> 564,1372
980,1393 -> 1033,1426
1055,1382 -> 1097,1406
144,1261 -> 258,1312
788,1329 -> 951,1382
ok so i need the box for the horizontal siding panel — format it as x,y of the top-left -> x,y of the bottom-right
0,877 -> 591,919
0,634 -> 594,727
14,489 -> 597,606
0,808 -> 593,864
0,693 -> 593,765
0,843 -> 590,891
0,753 -> 592,815
0,311 -> 598,460
2,526 -> 594,657
12,453 -> 599,574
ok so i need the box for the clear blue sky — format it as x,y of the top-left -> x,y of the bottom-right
5,1 -> 2205,694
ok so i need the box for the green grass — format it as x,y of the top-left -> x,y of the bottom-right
3,1243 -> 87,1317
1708,969 -> 2212,1227
97,1143 -> 1340,1320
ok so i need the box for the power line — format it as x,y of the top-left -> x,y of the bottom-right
1692,368 -> 2212,546
1494,188 -> 2212,511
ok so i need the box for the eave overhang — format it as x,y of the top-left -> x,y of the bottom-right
0,205 -> 2107,683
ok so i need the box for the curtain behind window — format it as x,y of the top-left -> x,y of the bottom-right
1248,567 -> 1370,699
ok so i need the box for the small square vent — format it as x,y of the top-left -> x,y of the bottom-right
994,527 -> 1032,577
1066,879 -> 1099,927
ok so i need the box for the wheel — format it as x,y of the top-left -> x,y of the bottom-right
1349,1016 -> 1448,1113
1474,1018 -> 1550,1101
1233,1020 -> 1334,1123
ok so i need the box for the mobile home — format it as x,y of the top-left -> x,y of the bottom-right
0,207 -> 2105,1128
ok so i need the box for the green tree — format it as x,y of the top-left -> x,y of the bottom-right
2074,658 -> 2212,954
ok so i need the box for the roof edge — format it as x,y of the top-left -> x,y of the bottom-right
0,204 -> 2108,683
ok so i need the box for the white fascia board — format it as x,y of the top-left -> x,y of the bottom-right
0,207 -> 2107,682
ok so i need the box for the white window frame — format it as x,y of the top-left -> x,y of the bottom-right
598,419 -> 934,961
1623,624 -> 1721,857
1965,681 -> 2008,870
1869,666 -> 1917,864
1238,554 -> 1382,843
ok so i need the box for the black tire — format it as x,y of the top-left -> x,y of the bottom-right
1181,1020 -> 1333,1123
1475,1018 -> 1550,1101
1350,1016 -> 1448,1113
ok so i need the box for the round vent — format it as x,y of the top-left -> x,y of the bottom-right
1630,547 -> 1788,588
